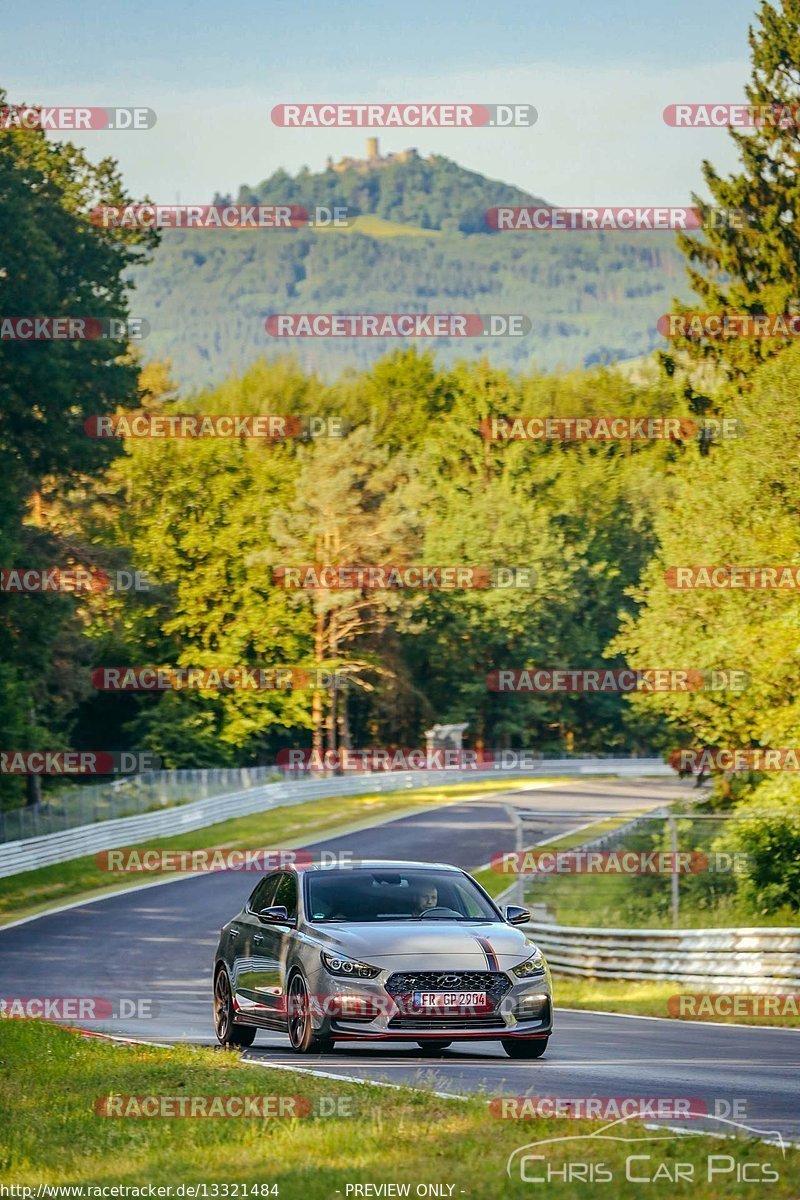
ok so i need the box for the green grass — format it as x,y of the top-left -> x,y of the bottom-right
473,813 -> 640,899
0,778 -> 546,925
1,1021 -> 795,1196
507,814 -> 798,930
538,869 -> 798,929
553,974 -> 800,1027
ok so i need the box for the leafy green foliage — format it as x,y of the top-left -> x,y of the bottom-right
664,1 -> 800,396
0,89 -> 157,803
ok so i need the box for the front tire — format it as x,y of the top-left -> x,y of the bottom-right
287,972 -> 333,1053
417,1041 -> 452,1053
214,967 -> 256,1048
502,1037 -> 549,1059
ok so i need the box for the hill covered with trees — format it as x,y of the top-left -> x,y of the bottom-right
130,151 -> 689,391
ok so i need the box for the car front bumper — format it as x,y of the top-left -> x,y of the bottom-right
306,964 -> 553,1041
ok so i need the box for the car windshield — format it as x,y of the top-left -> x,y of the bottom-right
305,869 -> 501,923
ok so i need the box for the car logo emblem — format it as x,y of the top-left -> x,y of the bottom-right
440,975 -> 459,986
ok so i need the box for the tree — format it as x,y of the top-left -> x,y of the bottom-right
100,360 -> 316,765
0,89 -> 157,804
663,1 -> 800,401
266,423 -> 425,754
613,343 -> 800,790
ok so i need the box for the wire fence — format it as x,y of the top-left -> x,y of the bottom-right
500,805 -> 795,929
0,754 -> 671,844
0,767 -> 287,844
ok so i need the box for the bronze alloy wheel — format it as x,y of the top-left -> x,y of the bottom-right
287,973 -> 333,1053
214,968 -> 256,1047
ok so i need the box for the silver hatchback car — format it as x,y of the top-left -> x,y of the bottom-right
213,859 -> 553,1058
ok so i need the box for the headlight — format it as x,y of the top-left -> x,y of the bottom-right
512,949 -> 546,978
320,950 -> 381,979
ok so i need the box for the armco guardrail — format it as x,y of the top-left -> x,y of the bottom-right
0,771 -> 426,880
0,757 -> 673,879
0,765 -> 281,845
523,922 -> 800,990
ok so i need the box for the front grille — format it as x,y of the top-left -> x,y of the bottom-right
385,971 -> 511,1004
387,1014 -> 506,1030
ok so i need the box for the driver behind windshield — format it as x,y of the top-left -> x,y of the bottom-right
410,883 -> 438,915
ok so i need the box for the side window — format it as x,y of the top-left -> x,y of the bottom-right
247,873 -> 280,914
458,883 -> 486,919
272,873 -> 298,920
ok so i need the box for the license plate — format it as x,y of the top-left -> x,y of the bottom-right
412,991 -> 487,1009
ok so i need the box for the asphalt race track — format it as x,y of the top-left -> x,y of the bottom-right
1,778 -> 797,1143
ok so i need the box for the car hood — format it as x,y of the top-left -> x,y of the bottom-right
311,921 -> 538,970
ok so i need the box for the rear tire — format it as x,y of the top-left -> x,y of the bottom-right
502,1037 -> 549,1059
214,967 -> 257,1048
417,1041 -> 452,1053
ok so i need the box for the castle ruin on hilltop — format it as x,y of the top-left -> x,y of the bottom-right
326,139 -> 436,174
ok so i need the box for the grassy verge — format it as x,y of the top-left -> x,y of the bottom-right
553,974 -> 800,1027
0,778 -> 548,925
531,869 -> 797,929
494,811 -> 798,930
1,1021 -> 795,1197
473,814 -> 639,899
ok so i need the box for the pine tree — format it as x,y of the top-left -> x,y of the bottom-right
663,1 -> 800,400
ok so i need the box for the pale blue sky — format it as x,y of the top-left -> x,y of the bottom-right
1,0 -> 761,204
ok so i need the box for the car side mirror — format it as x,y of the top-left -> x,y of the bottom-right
258,905 -> 290,924
505,905 -> 530,926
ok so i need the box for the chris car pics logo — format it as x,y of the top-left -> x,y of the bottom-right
506,1113 -> 785,1184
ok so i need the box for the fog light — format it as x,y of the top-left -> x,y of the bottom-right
515,992 -> 549,1018
338,995 -> 369,1016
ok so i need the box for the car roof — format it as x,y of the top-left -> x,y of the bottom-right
291,859 -> 463,874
